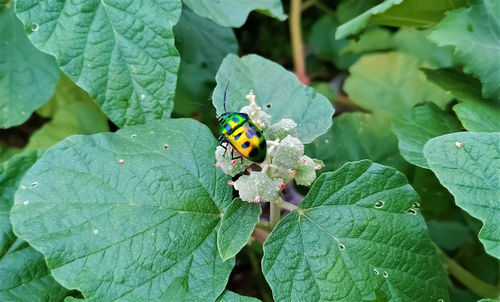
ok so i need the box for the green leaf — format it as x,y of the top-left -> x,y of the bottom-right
453,101 -> 500,132
36,74 -> 97,118
1,150 -> 67,301
309,16 -> 360,69
421,67 -> 488,103
393,28 -> 454,68
426,220 -> 470,251
336,0 -> 383,24
0,239 -> 68,301
11,119 -> 235,300
1,150 -> 44,255
217,199 -> 261,261
424,132 -> 500,258
392,103 -> 462,168
173,8 -> 237,117
336,0 -> 466,39
216,290 -> 261,302
15,0 -> 182,127
429,0 -> 500,100
26,102 -> 110,150
410,168 -> 455,220
0,7 -> 59,128
25,76 -> 110,150
0,144 -> 21,164
182,0 -> 286,28
340,27 -> 396,55
213,54 -> 334,144
262,160 -> 449,302
344,52 -> 451,118
305,112 -> 410,175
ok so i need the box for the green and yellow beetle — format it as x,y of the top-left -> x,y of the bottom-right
217,85 -> 267,163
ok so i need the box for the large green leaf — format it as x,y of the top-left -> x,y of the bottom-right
305,112 -> 410,175
344,52 -> 451,118
0,150 -> 67,301
218,199 -> 261,261
11,119 -> 235,300
25,76 -> 110,150
173,8 -> 237,117
453,101 -> 500,132
392,103 -> 462,168
262,160 -> 448,302
424,132 -> 500,258
0,7 -> 59,128
308,16 -> 360,69
213,54 -> 334,144
336,0 -> 466,39
182,0 -> 286,28
15,0 -> 182,127
429,0 -> 500,100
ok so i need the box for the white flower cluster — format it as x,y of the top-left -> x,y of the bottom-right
215,91 -> 323,203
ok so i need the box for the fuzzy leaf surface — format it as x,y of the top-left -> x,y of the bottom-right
182,0 -> 286,28
213,54 -> 334,144
429,0 -> 500,100
262,160 -> 449,302
218,199 -> 261,261
344,52 -> 451,118
0,7 -> 59,128
392,103 -> 462,168
424,132 -> 500,258
10,119 -> 235,300
15,0 -> 182,127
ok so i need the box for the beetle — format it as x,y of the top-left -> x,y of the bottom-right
217,84 -> 267,163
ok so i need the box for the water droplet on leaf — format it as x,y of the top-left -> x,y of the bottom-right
374,200 -> 384,208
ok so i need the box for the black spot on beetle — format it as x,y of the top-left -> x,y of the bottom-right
234,133 -> 241,140
249,149 -> 258,157
224,124 -> 232,132
241,141 -> 250,149
259,141 -> 266,149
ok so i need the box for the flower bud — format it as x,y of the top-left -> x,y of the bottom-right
234,172 -> 281,203
295,155 -> 317,186
215,146 -> 251,176
268,119 -> 297,140
240,105 -> 271,128
272,135 -> 304,169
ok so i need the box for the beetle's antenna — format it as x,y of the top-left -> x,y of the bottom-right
223,82 -> 230,112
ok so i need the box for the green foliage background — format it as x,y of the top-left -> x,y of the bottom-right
0,0 -> 499,301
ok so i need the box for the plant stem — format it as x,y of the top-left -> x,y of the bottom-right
289,0 -> 309,85
269,199 -> 281,229
438,248 -> 499,298
256,221 -> 272,232
246,247 -> 274,302
280,201 -> 298,211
